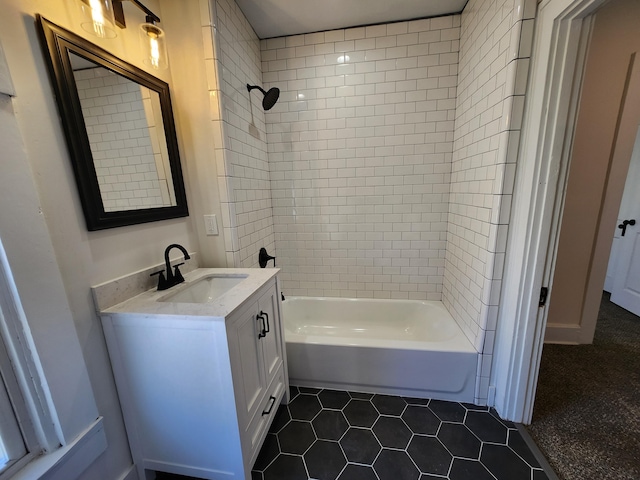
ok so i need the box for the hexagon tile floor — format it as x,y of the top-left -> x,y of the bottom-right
251,386 -> 553,480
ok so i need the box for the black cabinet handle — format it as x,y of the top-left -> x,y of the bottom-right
261,311 -> 270,334
257,313 -> 266,339
618,219 -> 636,236
262,395 -> 276,416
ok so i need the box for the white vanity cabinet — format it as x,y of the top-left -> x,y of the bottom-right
98,271 -> 288,480
227,283 -> 285,460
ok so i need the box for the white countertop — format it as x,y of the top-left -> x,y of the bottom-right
101,268 -> 279,319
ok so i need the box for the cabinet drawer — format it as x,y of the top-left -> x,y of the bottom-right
247,367 -> 285,467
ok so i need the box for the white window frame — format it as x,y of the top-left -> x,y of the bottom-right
0,239 -> 61,479
0,331 -> 37,478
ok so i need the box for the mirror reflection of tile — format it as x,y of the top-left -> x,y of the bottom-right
72,55 -> 174,212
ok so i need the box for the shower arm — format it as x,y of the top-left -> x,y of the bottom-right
247,84 -> 268,95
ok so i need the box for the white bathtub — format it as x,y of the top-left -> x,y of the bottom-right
283,297 -> 478,402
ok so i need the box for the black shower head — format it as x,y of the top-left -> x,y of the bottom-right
247,84 -> 280,110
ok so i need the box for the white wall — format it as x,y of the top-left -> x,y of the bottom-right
262,17 -> 460,299
546,0 -> 640,343
0,1 -> 207,478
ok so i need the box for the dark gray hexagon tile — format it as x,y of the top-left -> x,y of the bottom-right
449,458 -> 495,480
437,423 -> 481,459
289,385 -> 299,400
338,464 -> 378,480
429,400 -> 466,422
374,449 -> 420,480
481,444 -> 533,480
403,396 -> 430,405
263,454 -> 308,480
253,433 -> 279,471
402,405 -> 441,435
277,420 -> 316,454
319,389 -> 351,409
269,404 -> 291,433
372,394 -> 407,415
289,393 -> 322,420
349,391 -> 374,400
461,402 -> 489,412
464,410 -> 508,444
340,427 -> 381,465
312,410 -> 349,441
372,416 -> 412,449
407,435 -> 452,476
490,408 -> 516,428
533,468 -> 551,480
508,430 -> 541,468
254,386 -> 551,480
304,440 -> 346,480
299,386 -> 322,394
343,399 -> 378,427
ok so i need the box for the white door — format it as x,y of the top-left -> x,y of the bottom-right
609,124 -> 640,315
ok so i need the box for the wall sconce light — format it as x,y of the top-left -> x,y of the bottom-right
112,0 -> 168,70
78,0 -> 117,38
139,17 -> 168,70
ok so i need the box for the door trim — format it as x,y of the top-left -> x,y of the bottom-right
491,0 -> 607,423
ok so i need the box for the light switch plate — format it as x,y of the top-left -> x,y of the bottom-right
204,214 -> 219,235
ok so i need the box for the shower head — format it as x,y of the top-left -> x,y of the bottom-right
247,84 -> 280,110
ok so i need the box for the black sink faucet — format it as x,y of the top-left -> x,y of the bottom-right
151,244 -> 191,290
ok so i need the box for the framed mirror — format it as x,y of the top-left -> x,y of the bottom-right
36,15 -> 188,230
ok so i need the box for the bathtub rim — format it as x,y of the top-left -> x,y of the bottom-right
282,296 -> 478,354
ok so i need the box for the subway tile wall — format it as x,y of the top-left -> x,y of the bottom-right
204,0 -> 276,267
76,67 -> 168,211
444,0 -> 536,404
262,17 -> 461,299
200,0 -> 537,406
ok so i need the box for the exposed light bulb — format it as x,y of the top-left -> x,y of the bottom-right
89,0 -> 105,34
79,0 -> 116,38
149,35 -> 160,68
140,21 -> 168,70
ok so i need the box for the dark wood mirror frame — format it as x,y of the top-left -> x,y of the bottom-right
36,15 -> 188,231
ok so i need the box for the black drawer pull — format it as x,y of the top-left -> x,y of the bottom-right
262,395 -> 276,416
257,313 -> 266,339
261,311 -> 270,334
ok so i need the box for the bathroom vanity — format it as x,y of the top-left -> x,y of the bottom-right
95,268 -> 288,480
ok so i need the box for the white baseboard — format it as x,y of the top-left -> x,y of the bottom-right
118,465 -> 138,480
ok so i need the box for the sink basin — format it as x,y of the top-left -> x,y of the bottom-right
159,274 -> 248,304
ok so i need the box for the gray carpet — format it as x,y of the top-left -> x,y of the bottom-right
526,293 -> 640,480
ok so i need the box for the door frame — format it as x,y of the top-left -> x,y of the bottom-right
491,0 -> 608,423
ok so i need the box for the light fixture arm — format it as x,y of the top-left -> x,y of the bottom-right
112,0 -> 161,29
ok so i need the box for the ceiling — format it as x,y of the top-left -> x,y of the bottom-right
234,0 -> 468,39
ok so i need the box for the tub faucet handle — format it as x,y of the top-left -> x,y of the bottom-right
259,248 -> 276,268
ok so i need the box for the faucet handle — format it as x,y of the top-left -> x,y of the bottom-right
173,262 -> 185,284
150,270 -> 169,290
259,248 -> 276,268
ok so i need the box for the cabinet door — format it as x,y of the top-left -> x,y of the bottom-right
257,285 -> 283,386
231,304 -> 266,423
